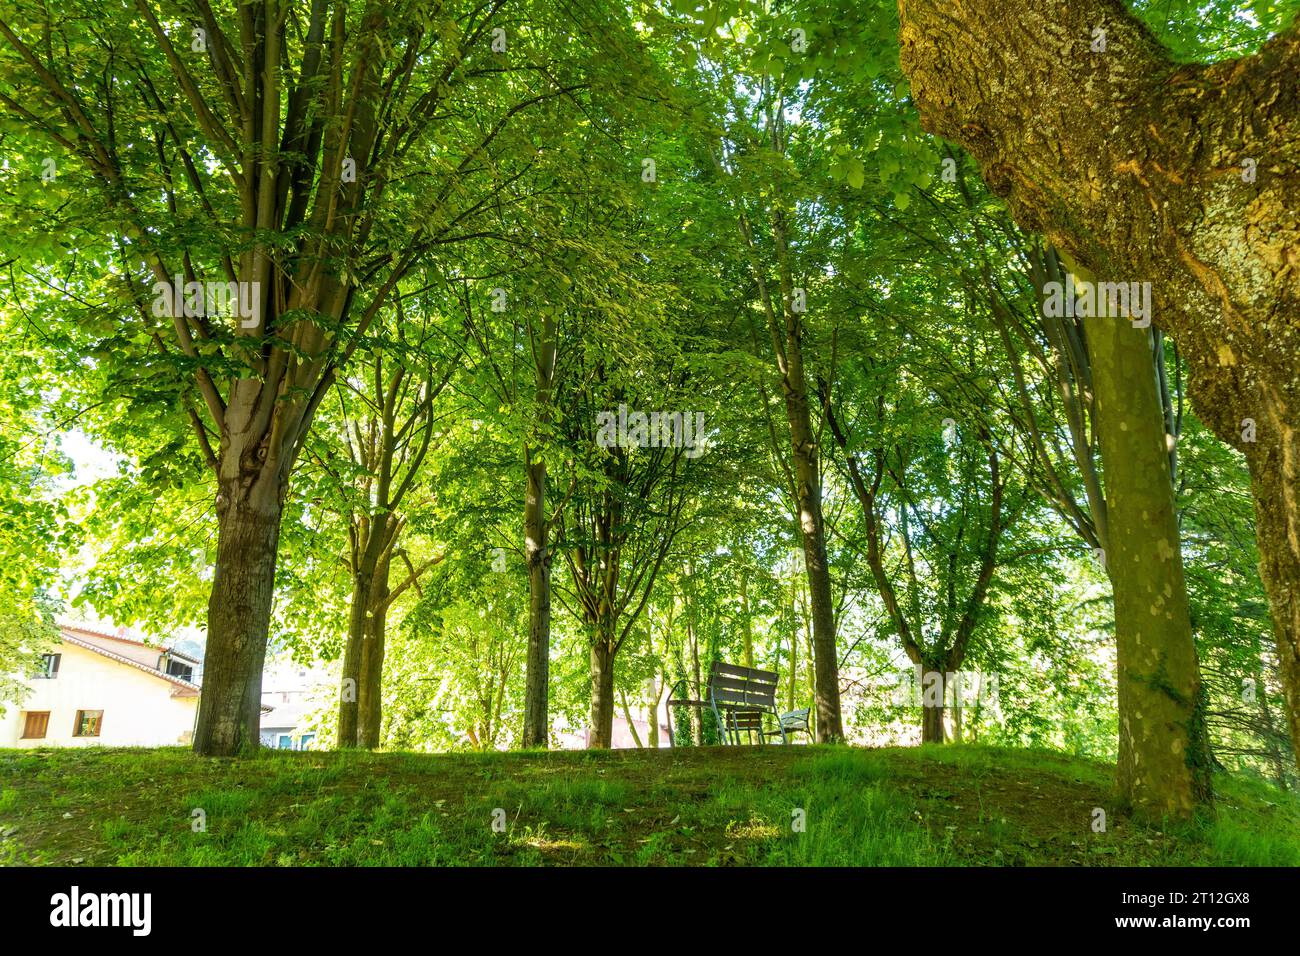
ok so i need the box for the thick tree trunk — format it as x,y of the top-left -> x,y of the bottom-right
921,692 -> 945,744
1087,286 -> 1213,815
193,469 -> 286,756
589,637 -> 617,749
897,0 -> 1300,770
916,658 -> 958,744
357,554 -> 390,750
522,451 -> 551,748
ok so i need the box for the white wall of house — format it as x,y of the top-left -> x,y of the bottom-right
0,642 -> 198,748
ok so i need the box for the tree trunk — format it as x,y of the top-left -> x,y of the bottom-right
339,515 -> 390,749
1255,478 -> 1300,776
790,447 -> 842,749
782,330 -> 843,743
1251,633 -> 1290,790
589,636 -> 617,749
787,590 -> 798,713
1086,280 -> 1213,815
897,0 -> 1300,772
688,576 -> 703,746
950,672 -> 964,743
522,450 -> 551,748
338,569 -> 370,749
921,690 -> 945,744
193,470 -> 286,756
620,689 -> 643,748
357,554 -> 390,749
740,571 -> 754,668
647,679 -> 661,749
522,311 -> 557,749
742,188 -> 844,742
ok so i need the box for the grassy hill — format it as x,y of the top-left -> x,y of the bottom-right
1,744 -> 1296,866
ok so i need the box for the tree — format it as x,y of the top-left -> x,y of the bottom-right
0,0 -> 591,753
559,379 -> 693,749
713,80 -> 847,743
317,293 -> 455,749
823,369 -> 1014,744
895,0 -> 1300,773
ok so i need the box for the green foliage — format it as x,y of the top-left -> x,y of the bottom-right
0,0 -> 1291,801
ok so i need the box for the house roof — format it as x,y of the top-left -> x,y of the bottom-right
59,629 -> 202,697
60,623 -> 198,660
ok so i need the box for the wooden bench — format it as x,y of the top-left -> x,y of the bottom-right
667,661 -> 813,745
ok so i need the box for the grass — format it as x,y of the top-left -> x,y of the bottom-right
0,743 -> 1296,866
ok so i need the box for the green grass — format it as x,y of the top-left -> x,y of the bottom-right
0,744 -> 1296,866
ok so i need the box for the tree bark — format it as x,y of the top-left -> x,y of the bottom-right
897,0 -> 1300,770
589,636 -> 617,749
357,553 -> 390,749
522,449 -> 551,748
619,689 -> 644,748
194,468 -> 286,755
339,516 -> 391,749
921,676 -> 946,744
744,197 -> 845,742
739,569 -> 754,668
950,674 -> 964,743
781,317 -> 844,741
338,567 -> 370,749
787,586 -> 798,713
522,310 -> 557,749
1085,273 -> 1214,815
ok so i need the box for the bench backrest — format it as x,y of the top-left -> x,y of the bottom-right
708,661 -> 779,711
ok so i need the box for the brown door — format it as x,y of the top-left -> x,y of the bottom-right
21,711 -> 49,739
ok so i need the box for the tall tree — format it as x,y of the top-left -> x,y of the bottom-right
320,294 -> 454,749
721,95 -> 845,743
0,0 -> 587,753
895,0 -> 1300,772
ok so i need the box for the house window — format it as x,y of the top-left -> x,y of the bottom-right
299,734 -> 316,751
73,710 -> 103,737
21,712 -> 49,739
165,659 -> 194,682
277,734 -> 292,750
34,653 -> 60,679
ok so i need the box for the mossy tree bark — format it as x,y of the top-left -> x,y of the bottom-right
897,0 -> 1300,772
1081,265 -> 1214,815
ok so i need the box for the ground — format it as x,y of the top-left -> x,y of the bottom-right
1,744 -> 1296,866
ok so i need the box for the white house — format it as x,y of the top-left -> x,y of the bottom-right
0,624 -> 201,748
258,660 -> 324,750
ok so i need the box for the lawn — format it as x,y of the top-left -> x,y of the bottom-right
1,744 -> 1296,866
